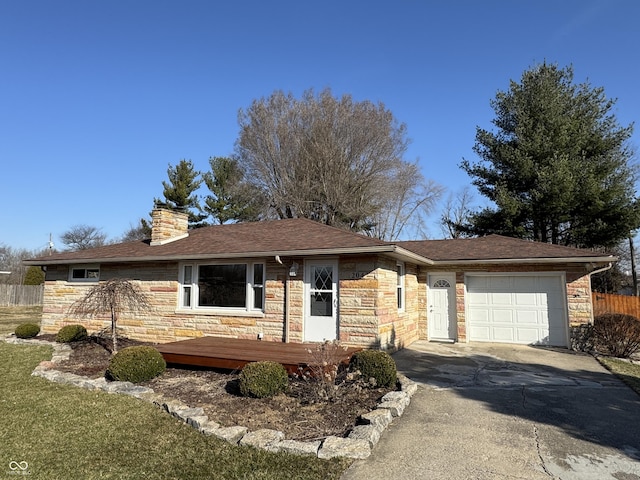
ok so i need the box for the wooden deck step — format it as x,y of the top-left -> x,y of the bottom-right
155,336 -> 362,374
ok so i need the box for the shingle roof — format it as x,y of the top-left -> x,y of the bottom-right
26,218 -> 396,265
398,235 -> 613,262
25,221 -> 615,266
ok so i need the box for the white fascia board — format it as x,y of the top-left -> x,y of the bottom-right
431,256 -> 617,265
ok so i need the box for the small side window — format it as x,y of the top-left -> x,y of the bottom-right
69,265 -> 100,282
252,264 -> 264,310
396,262 -> 405,311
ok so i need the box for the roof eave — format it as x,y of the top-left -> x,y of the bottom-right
431,256 -> 617,265
24,245 -> 413,266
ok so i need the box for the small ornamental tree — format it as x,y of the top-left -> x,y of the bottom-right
23,266 -> 45,285
69,278 -> 151,353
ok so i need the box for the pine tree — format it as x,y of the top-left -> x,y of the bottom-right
156,159 -> 206,226
202,156 -> 265,224
461,63 -> 639,249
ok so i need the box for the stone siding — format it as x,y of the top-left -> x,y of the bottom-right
40,257 -> 594,350
339,256 -> 419,350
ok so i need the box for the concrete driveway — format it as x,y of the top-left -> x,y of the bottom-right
342,341 -> 640,480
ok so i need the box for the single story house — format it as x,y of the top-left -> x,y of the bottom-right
25,208 -> 615,350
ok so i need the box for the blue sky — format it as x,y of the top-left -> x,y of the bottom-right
2,0 -> 639,251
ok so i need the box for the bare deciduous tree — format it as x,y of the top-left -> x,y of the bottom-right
119,219 -> 152,242
235,88 -> 440,237
69,278 -> 151,353
60,225 -> 108,251
440,187 -> 476,239
368,162 -> 443,240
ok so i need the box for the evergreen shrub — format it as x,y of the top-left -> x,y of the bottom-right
239,361 -> 289,398
15,323 -> 40,339
350,350 -> 397,388
106,346 -> 166,383
56,324 -> 88,343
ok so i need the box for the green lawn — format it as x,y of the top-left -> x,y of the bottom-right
0,342 -> 350,479
598,356 -> 640,395
0,305 -> 42,335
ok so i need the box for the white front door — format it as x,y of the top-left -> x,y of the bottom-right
304,260 -> 338,342
428,273 -> 456,341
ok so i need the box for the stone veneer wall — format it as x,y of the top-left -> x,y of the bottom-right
40,259 -> 593,349
418,263 -> 594,344
338,256 -> 380,347
41,260 -> 293,344
40,255 -> 420,349
338,256 -> 420,350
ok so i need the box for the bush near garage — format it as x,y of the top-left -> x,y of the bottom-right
349,350 -> 397,388
593,313 -> 640,358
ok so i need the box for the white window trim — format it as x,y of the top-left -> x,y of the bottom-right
68,264 -> 100,282
177,261 -> 266,315
397,262 -> 405,311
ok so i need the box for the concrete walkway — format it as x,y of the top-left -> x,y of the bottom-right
342,341 -> 640,480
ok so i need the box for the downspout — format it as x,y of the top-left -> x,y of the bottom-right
276,255 -> 290,343
284,261 -> 299,343
285,274 -> 290,343
589,262 -> 613,323
589,262 -> 613,277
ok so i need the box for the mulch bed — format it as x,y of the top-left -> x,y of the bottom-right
38,334 -> 393,441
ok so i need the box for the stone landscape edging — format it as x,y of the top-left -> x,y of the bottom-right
4,335 -> 418,459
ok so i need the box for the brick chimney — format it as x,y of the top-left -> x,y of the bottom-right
150,208 -> 189,245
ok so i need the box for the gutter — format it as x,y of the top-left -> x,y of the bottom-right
429,256 -> 617,266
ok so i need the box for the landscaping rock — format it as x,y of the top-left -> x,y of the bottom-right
172,407 -> 205,423
65,374 -> 98,390
102,380 -> 135,393
398,373 -> 418,396
187,415 -> 210,430
200,420 -> 221,435
377,390 -> 410,417
377,399 -> 407,417
267,439 -> 321,456
381,390 -> 410,404
120,385 -> 155,398
318,436 -> 371,459
212,426 -> 248,444
163,400 -> 189,415
359,409 -> 393,430
239,429 -> 285,449
348,424 -> 381,447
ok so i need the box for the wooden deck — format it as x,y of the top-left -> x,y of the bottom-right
155,337 -> 362,374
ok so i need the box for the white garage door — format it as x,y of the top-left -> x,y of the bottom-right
466,275 -> 568,346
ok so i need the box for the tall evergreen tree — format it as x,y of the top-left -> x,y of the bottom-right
202,156 -> 265,224
461,63 -> 639,249
156,159 -> 206,226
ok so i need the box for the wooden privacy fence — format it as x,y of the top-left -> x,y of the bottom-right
592,292 -> 640,319
0,285 -> 44,306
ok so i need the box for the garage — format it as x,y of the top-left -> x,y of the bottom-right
466,274 -> 568,346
